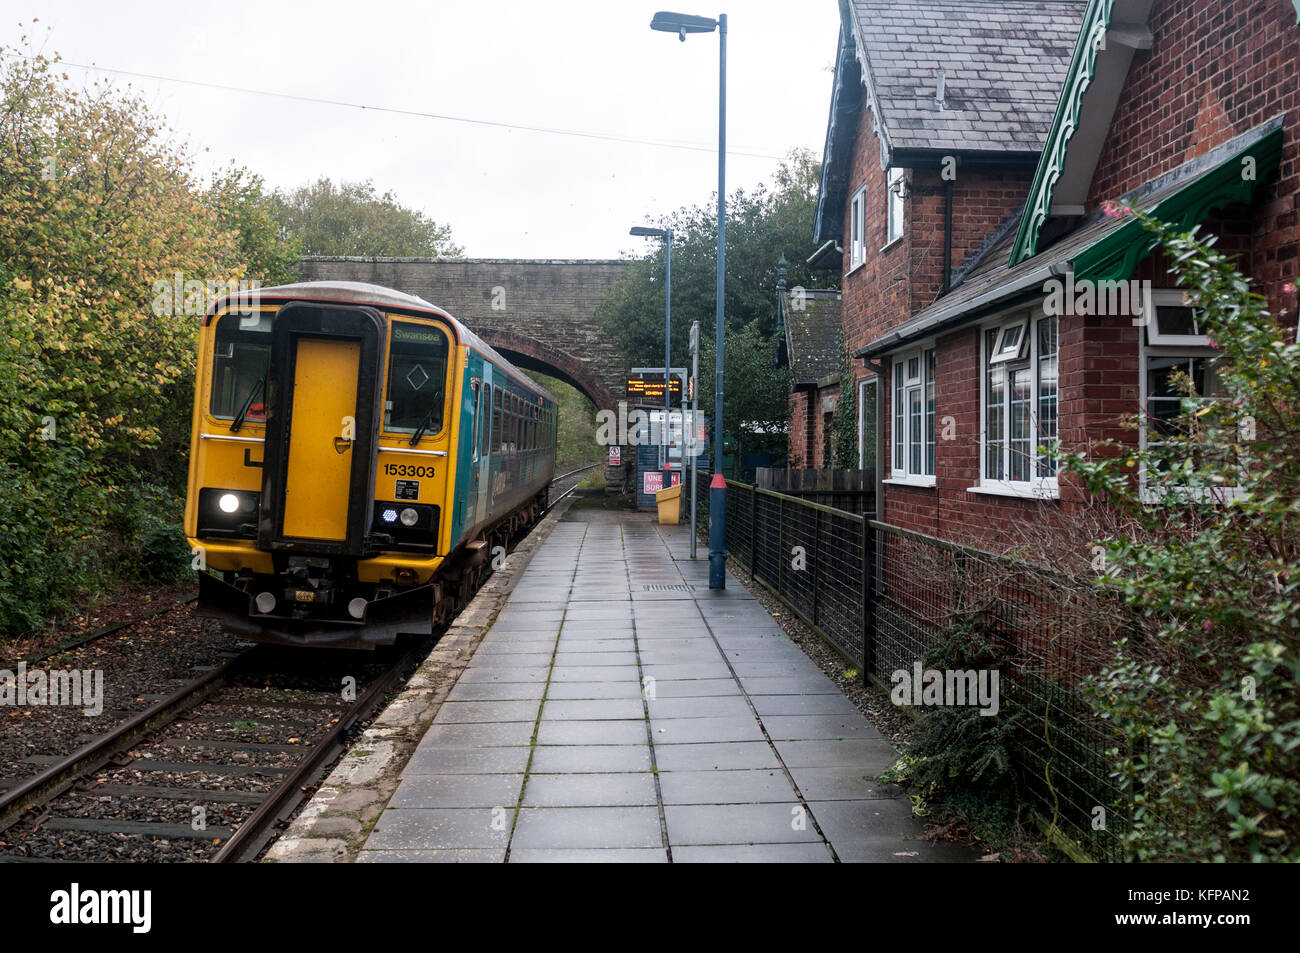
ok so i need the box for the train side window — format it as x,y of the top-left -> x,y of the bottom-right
472,384 -> 482,462
385,322 -> 449,435
493,386 -> 504,452
480,384 -> 493,457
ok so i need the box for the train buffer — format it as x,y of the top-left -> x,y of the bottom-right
271,505 -> 976,863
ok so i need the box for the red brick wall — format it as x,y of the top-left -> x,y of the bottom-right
787,384 -> 840,468
1087,0 -> 1300,310
839,106 -> 1037,361
787,390 -> 815,468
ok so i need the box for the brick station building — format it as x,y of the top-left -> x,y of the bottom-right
781,282 -> 843,469
810,0 -> 1300,549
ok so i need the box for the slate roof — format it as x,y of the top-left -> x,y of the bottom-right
850,0 -> 1086,155
852,116 -> 1286,359
784,289 -> 843,386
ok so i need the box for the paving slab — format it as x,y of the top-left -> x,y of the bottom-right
521,772 -> 658,807
528,745 -> 654,774
511,807 -> 662,849
388,774 -> 525,809
658,769 -> 800,805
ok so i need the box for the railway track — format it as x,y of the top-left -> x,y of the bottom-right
0,465 -> 594,862
547,461 -> 602,509
0,641 -> 427,863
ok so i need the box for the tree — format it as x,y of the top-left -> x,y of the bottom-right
0,34 -> 319,635
597,149 -> 828,446
205,165 -> 301,286
1065,206 -> 1300,861
273,178 -> 463,258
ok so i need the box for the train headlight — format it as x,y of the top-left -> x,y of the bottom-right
399,507 -> 419,527
218,492 -> 240,514
381,508 -> 398,524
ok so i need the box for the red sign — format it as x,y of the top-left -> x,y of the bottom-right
643,471 -> 663,494
608,446 -> 621,466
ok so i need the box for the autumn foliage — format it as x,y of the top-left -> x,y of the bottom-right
0,33 -> 295,634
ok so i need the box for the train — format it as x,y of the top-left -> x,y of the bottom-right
183,281 -> 557,648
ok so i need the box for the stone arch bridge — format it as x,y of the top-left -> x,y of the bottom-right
297,257 -> 635,411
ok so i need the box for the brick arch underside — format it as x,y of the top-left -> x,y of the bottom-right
476,329 -> 617,413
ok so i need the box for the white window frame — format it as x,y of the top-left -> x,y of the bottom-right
886,167 -> 905,246
849,186 -> 866,271
1142,288 -> 1211,346
1139,289 -> 1240,503
973,309 -> 1059,499
887,344 -> 936,487
988,317 -> 1029,364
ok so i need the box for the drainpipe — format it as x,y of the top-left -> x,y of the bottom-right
942,176 -> 954,293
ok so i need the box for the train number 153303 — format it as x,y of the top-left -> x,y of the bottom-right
383,463 -> 436,478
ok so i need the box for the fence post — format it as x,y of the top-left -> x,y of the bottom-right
749,486 -> 758,577
777,493 -> 785,595
861,516 -> 876,687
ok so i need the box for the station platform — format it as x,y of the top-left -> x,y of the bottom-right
281,503 -> 973,863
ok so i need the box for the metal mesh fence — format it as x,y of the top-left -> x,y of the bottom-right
700,479 -> 1129,862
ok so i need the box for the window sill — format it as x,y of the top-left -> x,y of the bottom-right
966,481 -> 1059,500
846,260 -> 866,277
884,476 -> 936,489
880,236 -> 904,253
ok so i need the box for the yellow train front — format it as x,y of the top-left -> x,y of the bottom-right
184,281 -> 556,647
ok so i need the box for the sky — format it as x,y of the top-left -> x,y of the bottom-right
6,1 -> 841,260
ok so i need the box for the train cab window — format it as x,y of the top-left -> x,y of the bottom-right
385,322 -> 449,436
211,310 -> 272,421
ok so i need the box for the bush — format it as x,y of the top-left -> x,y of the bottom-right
1066,207 -> 1300,862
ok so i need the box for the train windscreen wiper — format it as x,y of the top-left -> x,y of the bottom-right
230,377 -> 265,433
408,398 -> 441,446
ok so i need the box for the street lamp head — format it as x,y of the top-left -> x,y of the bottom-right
630,226 -> 670,239
650,11 -> 718,40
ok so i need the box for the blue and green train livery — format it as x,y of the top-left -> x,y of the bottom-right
183,281 -> 557,647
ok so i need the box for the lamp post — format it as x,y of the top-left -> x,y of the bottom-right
650,9 -> 727,590
629,225 -> 674,492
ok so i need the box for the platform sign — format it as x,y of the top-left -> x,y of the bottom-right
627,367 -> 687,403
643,470 -> 664,495
626,376 -> 682,402
608,445 -> 621,466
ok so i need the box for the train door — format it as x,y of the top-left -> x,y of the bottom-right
259,304 -> 382,554
283,338 -> 360,540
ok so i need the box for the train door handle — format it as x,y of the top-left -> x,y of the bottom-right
333,437 -> 353,454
